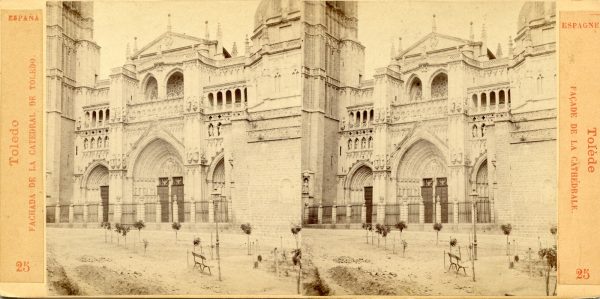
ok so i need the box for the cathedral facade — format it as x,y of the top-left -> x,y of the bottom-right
46,0 -> 303,233
302,1 -> 557,235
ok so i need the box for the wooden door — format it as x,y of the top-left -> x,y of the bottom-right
436,178 -> 449,223
100,185 -> 109,222
364,186 -> 373,224
422,178 -> 433,223
157,177 -> 170,222
172,176 -> 184,222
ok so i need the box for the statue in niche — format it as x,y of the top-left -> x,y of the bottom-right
472,124 -> 478,138
481,123 -> 487,137
208,124 -> 214,137
302,177 -> 309,194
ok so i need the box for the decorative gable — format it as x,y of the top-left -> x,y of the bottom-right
133,32 -> 206,57
401,32 -> 472,57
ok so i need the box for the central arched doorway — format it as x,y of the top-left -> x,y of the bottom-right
348,165 -> 373,223
397,139 -> 447,223
133,139 -> 184,223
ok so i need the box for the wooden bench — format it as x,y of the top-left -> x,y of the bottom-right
192,252 -> 212,275
447,252 -> 468,276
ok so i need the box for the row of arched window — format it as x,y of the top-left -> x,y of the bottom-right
408,73 -> 448,102
347,136 -> 373,151
349,109 -> 374,127
471,89 -> 511,112
83,136 -> 109,150
207,88 -> 248,110
144,71 -> 184,101
84,108 -> 110,129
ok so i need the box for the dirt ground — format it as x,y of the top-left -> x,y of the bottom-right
47,227 -> 300,295
302,228 -> 556,296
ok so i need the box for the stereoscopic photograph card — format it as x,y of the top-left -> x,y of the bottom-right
0,0 -> 599,297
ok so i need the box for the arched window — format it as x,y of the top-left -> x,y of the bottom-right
83,138 -> 88,149
369,110 -> 374,123
208,93 -> 214,107
355,112 -> 360,125
226,90 -> 232,106
90,137 -> 95,149
145,76 -> 158,100
368,136 -> 373,148
244,88 -> 248,103
104,136 -> 109,148
166,71 -> 184,98
431,73 -> 448,99
499,90 -> 505,105
475,160 -> 491,222
362,111 -> 367,125
409,77 -> 423,102
217,92 -> 223,109
490,91 -> 496,107
92,111 -> 97,127
98,110 -> 104,126
235,89 -> 242,103
361,137 -> 367,149
106,109 -> 110,123
481,93 -> 487,109
472,94 -> 478,108
508,89 -> 511,104
97,137 -> 102,148
85,112 -> 90,128
349,112 -> 354,124
354,138 -> 359,149
348,139 -> 352,150
217,122 -> 222,136
481,123 -> 486,137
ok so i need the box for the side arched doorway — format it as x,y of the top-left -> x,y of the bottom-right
348,165 -> 373,223
84,164 -> 109,222
396,139 -> 448,223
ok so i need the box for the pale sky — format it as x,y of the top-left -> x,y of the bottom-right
358,1 -> 524,77
94,1 -> 524,78
94,0 -> 260,78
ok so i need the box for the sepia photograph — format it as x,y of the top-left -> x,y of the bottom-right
300,1 -> 558,296
45,0 -> 303,295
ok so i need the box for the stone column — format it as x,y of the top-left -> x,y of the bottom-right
83,203 -> 89,223
361,204 -> 366,223
435,198 -> 441,224
172,199 -> 179,223
190,199 -> 196,223
346,204 -> 351,224
156,199 -> 162,223
318,205 -> 323,224
332,205 -> 337,224
419,201 -> 425,224
68,204 -> 74,223
227,197 -> 233,223
55,204 -> 60,224
453,200 -> 459,224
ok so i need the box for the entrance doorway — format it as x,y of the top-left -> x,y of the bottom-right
436,178 -> 449,223
100,185 -> 109,222
364,186 -> 373,223
157,176 -> 185,222
422,178 -> 434,223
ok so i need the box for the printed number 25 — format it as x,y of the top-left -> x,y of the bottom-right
576,268 -> 590,279
16,261 -> 30,272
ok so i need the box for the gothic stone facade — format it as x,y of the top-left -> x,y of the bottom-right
46,0 -> 303,233
302,2 -> 556,235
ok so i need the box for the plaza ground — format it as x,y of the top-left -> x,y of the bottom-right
302,228 -> 556,296
47,227 -> 300,295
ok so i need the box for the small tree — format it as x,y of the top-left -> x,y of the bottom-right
501,223 -> 513,266
101,222 -> 111,243
143,239 -> 149,255
193,237 -> 201,252
121,225 -> 131,246
374,224 -> 383,247
401,240 -> 408,257
433,223 -> 443,245
362,223 -> 372,244
291,224 -> 302,294
395,221 -> 407,240
449,237 -> 458,253
240,223 -> 252,255
172,222 -> 181,242
114,223 -> 123,245
539,246 -> 557,296
133,220 -> 145,242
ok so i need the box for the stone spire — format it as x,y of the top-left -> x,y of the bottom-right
508,35 -> 514,57
205,21 -> 209,39
232,42 -> 238,57
133,37 -> 138,53
480,21 -> 488,58
469,21 -> 474,41
167,13 -> 172,32
432,14 -> 437,33
496,43 -> 503,58
126,42 -> 131,61
245,34 -> 250,55
390,38 -> 396,59
398,37 -> 403,55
